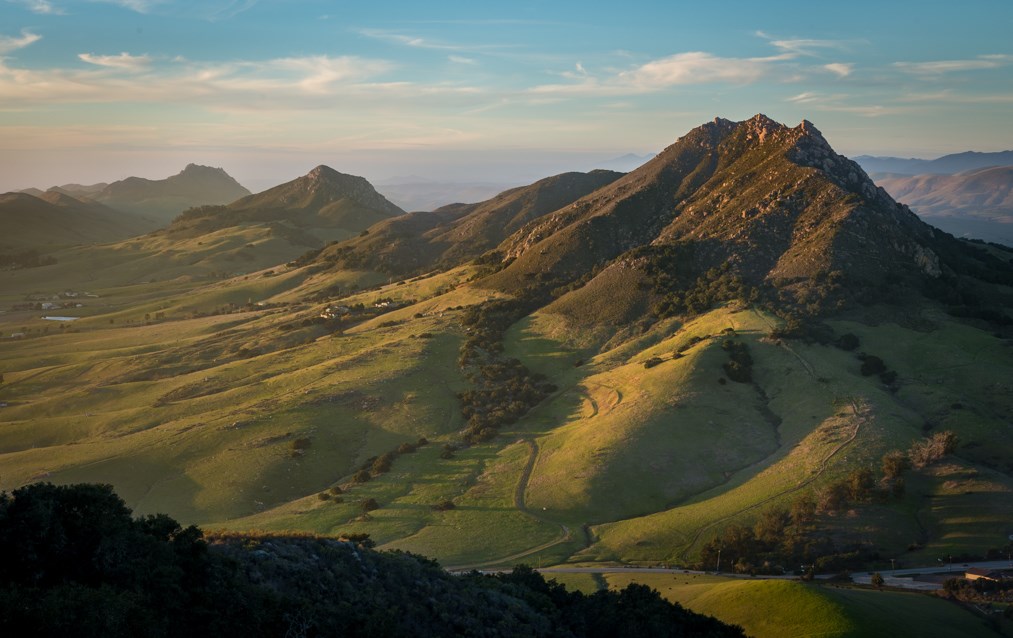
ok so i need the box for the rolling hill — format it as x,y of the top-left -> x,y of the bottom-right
874,167 -> 1013,244
93,164 -> 252,225
167,165 -> 402,239
317,169 -> 624,276
0,191 -> 154,252
855,150 -> 1013,176
0,114 -> 1011,602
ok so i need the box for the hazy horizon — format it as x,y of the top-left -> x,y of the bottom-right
2,0 -> 1012,192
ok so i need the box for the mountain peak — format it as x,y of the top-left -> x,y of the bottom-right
178,163 -> 230,177
743,113 -> 784,138
307,165 -> 341,181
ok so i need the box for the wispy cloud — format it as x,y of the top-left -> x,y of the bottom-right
206,0 -> 258,21
0,53 -> 477,111
448,55 -> 476,65
893,54 -> 1013,74
530,31 -> 859,98
786,91 -> 906,117
358,28 -> 465,51
759,33 -> 850,58
10,0 -> 65,14
92,0 -> 165,13
531,51 -> 781,96
0,29 -> 41,54
621,51 -> 775,87
824,63 -> 853,77
79,51 -> 152,71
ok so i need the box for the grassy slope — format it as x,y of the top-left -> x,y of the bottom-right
2,241 -> 1012,572
506,303 -> 1013,565
0,266 -> 491,527
599,573 -> 997,638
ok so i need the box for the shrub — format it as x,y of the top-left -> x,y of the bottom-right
433,499 -> 456,511
643,356 -> 664,369
909,431 -> 959,468
859,354 -> 887,376
352,469 -> 372,483
835,333 -> 860,351
360,498 -> 379,512
881,451 -> 909,479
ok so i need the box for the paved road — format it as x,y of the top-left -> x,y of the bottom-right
522,559 -> 1013,591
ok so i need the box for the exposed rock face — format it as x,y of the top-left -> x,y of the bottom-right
482,114 -> 994,308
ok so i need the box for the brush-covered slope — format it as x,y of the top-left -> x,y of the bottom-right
96,164 -> 251,224
168,165 -> 402,242
488,115 -> 953,298
317,170 -> 624,276
0,191 -> 153,251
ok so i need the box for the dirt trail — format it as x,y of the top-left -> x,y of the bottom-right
674,311 -> 867,560
446,438 -> 572,571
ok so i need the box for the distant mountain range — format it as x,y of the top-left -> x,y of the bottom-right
167,165 -> 403,243
376,181 -> 520,213
588,152 -> 656,173
22,164 -> 251,227
855,150 -> 1013,176
859,158 -> 1013,245
0,190 -> 154,252
876,167 -> 1013,217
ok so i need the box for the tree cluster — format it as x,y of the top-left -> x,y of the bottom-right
0,483 -> 746,638
456,299 -> 556,444
720,340 -> 753,383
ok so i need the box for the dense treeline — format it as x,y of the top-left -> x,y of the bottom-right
0,483 -> 745,637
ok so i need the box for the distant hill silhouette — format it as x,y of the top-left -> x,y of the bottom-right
855,150 -> 1013,176
94,164 -> 251,224
168,165 -> 404,245
0,190 -> 153,251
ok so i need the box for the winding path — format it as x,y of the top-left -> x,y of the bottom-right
446,438 -> 572,571
674,311 -> 868,560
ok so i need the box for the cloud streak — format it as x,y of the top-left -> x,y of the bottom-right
893,54 -> 1013,74
11,0 -> 65,14
79,51 -> 152,71
0,29 -> 41,54
0,53 -> 485,111
92,0 -> 166,13
530,51 -> 787,96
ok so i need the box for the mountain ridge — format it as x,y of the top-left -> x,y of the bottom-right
855,150 -> 1013,176
167,164 -> 405,244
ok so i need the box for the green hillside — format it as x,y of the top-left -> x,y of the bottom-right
2,116 -> 1012,587
596,574 -> 1000,638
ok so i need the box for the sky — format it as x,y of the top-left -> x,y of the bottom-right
1,0 -> 1012,192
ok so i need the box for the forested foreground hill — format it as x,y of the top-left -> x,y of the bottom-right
0,483 -> 745,638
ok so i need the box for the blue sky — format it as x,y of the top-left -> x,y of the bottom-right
2,0 -> 1012,191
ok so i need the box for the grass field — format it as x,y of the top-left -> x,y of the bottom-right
595,573 -> 1001,638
